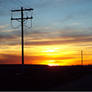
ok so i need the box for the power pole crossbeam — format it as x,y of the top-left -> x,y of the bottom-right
11,8 -> 33,12
11,7 -> 33,65
11,17 -> 33,21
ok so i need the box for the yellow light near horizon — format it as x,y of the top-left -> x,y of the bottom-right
49,60 -> 55,62
41,47 -> 60,53
48,64 -> 59,66
42,49 -> 55,52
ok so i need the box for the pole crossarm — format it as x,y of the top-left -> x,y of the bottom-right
11,8 -> 34,12
11,17 -> 33,21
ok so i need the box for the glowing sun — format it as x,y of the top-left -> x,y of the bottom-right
48,64 -> 59,66
43,49 -> 55,52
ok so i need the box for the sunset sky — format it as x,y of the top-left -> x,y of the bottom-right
0,0 -> 92,65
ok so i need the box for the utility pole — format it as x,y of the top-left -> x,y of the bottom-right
11,7 -> 34,65
81,50 -> 83,65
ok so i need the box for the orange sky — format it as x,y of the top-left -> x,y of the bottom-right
0,44 -> 92,66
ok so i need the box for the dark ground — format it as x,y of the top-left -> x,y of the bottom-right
0,64 -> 92,91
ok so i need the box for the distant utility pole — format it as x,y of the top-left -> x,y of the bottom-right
81,50 -> 83,65
11,7 -> 34,65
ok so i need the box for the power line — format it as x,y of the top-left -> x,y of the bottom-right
10,0 -> 21,8
17,0 -> 29,7
23,0 -> 32,8
18,0 -> 25,6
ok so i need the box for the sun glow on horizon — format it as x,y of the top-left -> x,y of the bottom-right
41,47 -> 59,53
48,64 -> 59,66
43,49 -> 55,52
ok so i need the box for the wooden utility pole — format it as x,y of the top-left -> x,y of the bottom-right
11,7 -> 34,65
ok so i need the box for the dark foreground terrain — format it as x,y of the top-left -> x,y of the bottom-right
0,64 -> 92,91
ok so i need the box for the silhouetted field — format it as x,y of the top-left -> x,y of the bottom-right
0,64 -> 92,91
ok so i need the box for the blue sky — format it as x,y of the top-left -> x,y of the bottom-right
0,0 -> 92,27
0,0 -> 92,46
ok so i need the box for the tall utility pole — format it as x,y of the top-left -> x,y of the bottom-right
11,7 -> 34,65
81,50 -> 83,65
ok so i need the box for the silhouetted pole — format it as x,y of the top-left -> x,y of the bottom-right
11,7 -> 34,65
21,7 -> 24,65
81,50 -> 83,65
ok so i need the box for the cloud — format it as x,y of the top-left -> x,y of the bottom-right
0,54 -> 21,64
0,54 -> 50,64
24,36 -> 92,46
0,26 -> 92,46
23,27 -> 92,46
0,53 -> 75,64
0,24 -> 9,31
0,33 -> 17,41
